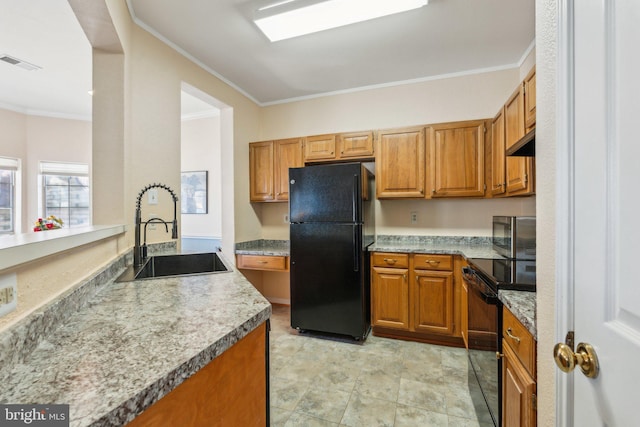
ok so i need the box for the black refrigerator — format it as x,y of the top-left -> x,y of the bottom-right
289,162 -> 375,340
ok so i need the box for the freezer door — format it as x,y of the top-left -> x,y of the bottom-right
290,223 -> 370,339
289,163 -> 362,223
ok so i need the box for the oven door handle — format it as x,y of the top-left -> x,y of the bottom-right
463,268 -> 499,305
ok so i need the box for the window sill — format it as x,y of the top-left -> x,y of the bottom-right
0,225 -> 127,271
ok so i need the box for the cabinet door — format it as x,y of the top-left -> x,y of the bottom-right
274,138 -> 303,201
429,121 -> 485,198
249,141 -> 274,202
304,134 -> 336,162
506,157 -> 534,195
524,67 -> 536,131
375,127 -> 426,198
491,108 -> 507,196
339,131 -> 374,159
371,266 -> 410,330
505,85 -> 525,152
502,342 -> 537,427
504,84 -> 535,196
412,270 -> 454,335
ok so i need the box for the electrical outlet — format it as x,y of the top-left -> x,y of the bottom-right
410,211 -> 418,225
148,189 -> 159,205
0,273 -> 17,316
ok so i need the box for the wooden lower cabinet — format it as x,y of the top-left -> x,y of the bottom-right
126,323 -> 268,427
371,266 -> 410,330
503,343 -> 536,427
502,306 -> 537,427
413,270 -> 454,335
371,252 -> 463,346
236,254 -> 289,272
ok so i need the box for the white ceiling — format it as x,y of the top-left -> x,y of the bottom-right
0,0 -> 535,119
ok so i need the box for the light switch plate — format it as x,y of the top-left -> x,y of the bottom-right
148,189 -> 159,205
0,273 -> 17,317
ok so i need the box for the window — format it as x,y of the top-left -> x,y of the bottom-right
0,157 -> 19,235
40,162 -> 90,228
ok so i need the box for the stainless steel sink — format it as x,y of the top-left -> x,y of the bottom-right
116,252 -> 230,282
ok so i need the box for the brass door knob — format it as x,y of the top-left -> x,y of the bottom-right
553,342 -> 600,378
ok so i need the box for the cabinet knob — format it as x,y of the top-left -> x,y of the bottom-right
426,260 -> 440,265
383,258 -> 397,264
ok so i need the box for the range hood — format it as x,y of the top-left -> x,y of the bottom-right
506,128 -> 535,157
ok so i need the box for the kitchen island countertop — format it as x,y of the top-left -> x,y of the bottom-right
0,252 -> 271,427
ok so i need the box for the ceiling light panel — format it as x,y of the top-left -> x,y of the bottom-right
254,0 -> 428,42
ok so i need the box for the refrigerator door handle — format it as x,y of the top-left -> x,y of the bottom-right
353,225 -> 360,272
352,174 -> 358,223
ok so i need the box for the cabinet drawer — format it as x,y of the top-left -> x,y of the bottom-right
413,254 -> 453,271
236,255 -> 289,271
372,252 -> 409,268
503,307 -> 536,377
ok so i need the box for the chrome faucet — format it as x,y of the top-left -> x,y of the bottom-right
134,183 -> 179,267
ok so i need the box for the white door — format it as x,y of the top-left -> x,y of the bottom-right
561,0 -> 640,424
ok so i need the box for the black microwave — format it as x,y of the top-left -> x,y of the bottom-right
492,216 -> 536,260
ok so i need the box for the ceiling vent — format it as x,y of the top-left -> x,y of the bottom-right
0,54 -> 42,71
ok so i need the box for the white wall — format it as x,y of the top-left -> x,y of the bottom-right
180,115 -> 222,239
535,1 -> 556,424
257,68 -> 536,240
0,108 -> 91,233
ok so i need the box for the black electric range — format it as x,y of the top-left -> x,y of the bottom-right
462,258 -> 535,427
467,257 -> 536,293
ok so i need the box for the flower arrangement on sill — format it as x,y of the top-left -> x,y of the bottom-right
34,215 -> 64,232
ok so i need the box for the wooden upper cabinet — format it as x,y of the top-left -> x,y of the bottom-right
491,108 -> 507,196
249,141 -> 274,202
504,84 -> 535,196
339,131 -> 374,159
304,131 -> 374,163
249,138 -> 302,202
428,120 -> 486,198
304,134 -> 336,162
524,67 -> 536,131
506,157 -> 534,195
505,84 -> 525,152
274,138 -> 304,201
375,126 -> 426,198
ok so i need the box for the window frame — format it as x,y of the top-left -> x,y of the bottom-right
39,161 -> 91,229
0,157 -> 20,235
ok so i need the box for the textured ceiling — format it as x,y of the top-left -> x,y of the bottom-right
0,0 -> 534,119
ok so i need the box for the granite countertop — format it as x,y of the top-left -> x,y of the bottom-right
499,290 -> 537,339
369,235 -> 504,259
234,235 -> 535,339
235,239 -> 290,256
0,252 -> 271,427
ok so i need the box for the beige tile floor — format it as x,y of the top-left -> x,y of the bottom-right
269,305 -> 495,427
